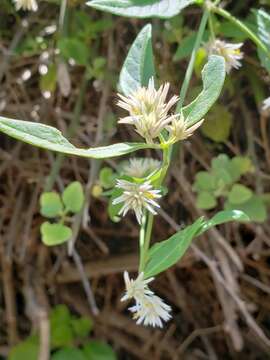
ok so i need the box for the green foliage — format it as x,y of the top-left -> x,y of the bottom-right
40,181 -> 85,246
144,210 -> 249,278
62,182 -> 84,214
182,55 -> 226,126
119,24 -> 155,96
0,117 -> 151,159
83,341 -> 117,360
256,9 -> 270,73
41,222 -> 72,246
58,38 -> 89,66
87,0 -> 195,19
9,305 -> 115,360
193,154 -> 267,222
40,64 -> 57,93
201,104 -> 233,142
99,167 -> 117,189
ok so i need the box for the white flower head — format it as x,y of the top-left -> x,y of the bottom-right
13,0 -> 38,11
207,39 -> 244,73
117,78 -> 179,143
122,158 -> 161,178
262,96 -> 270,111
112,179 -> 161,224
122,272 -> 172,328
167,113 -> 204,143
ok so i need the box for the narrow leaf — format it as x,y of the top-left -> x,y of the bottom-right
256,9 -> 270,73
87,0 -> 194,19
119,24 -> 155,96
182,55 -> 226,126
0,117 -> 151,158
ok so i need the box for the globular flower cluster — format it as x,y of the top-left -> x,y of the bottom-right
122,272 -> 172,328
122,157 -> 161,178
117,78 -> 202,144
13,0 -> 38,11
112,179 -> 161,225
207,39 -> 244,73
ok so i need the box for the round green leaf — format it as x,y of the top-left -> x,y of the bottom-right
196,191 -> 217,210
41,222 -> 72,246
228,184 -> 253,204
9,338 -> 39,360
62,182 -> 84,214
225,195 -> 267,223
99,167 -> 116,189
194,171 -> 216,192
40,192 -> 63,218
52,348 -> 86,360
83,341 -> 116,360
71,317 -> 93,338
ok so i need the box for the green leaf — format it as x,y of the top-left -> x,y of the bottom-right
108,188 -> 122,223
50,305 -> 74,348
58,38 -> 89,66
174,32 -> 209,62
83,341 -> 116,360
71,317 -> 93,338
228,184 -> 253,204
40,192 -> 63,218
182,55 -> 226,126
256,9 -> 270,73
144,218 -> 205,278
119,24 -> 155,96
99,167 -> 116,189
87,0 -> 194,19
194,171 -> 216,192
62,182 -> 84,214
231,156 -> 253,176
41,222 -> 72,246
0,117 -> 151,158
196,191 -> 217,210
225,196 -> 267,223
201,104 -> 232,142
144,210 -> 249,278
40,64 -> 57,93
52,348 -> 86,360
9,338 -> 39,360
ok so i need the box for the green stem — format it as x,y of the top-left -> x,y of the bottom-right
139,213 -> 154,273
212,6 -> 270,59
176,9 -> 209,111
208,12 -> 216,40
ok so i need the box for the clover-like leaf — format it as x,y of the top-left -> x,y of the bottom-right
40,192 -> 63,218
41,222 -> 72,246
62,182 -> 84,214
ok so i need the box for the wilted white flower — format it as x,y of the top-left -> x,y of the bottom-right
207,39 -> 244,73
112,179 -> 161,224
117,78 -> 179,143
262,96 -> 270,111
13,0 -> 38,11
122,272 -> 172,328
167,114 -> 204,143
122,158 -> 161,178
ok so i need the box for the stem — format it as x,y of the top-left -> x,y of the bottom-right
208,12 -> 216,40
176,9 -> 209,111
212,6 -> 270,59
139,213 -> 154,272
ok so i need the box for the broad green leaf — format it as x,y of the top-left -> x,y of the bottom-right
144,218 -> 205,278
87,0 -> 194,19
99,167 -> 116,189
62,182 -> 84,214
228,184 -> 253,204
174,32 -> 209,62
83,341 -> 117,360
193,171 -> 216,192
144,210 -> 249,278
108,188 -> 122,223
58,38 -> 89,66
41,222 -> 72,246
256,9 -> 270,73
201,104 -> 232,143
40,192 -> 63,218
71,317 -> 93,338
50,305 -> 74,348
225,196 -> 267,223
119,24 -> 155,96
230,156 -> 253,181
182,55 -> 226,126
196,191 -> 217,210
0,117 -> 151,158
52,348 -> 86,360
9,338 -> 39,360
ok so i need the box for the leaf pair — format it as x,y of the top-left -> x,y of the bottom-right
40,182 -> 84,246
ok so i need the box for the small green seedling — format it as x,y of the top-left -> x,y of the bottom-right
8,305 -> 117,360
40,182 -> 84,246
193,154 -> 267,222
